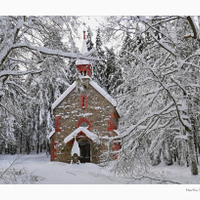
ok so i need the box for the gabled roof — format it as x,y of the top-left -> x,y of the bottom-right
64,127 -> 98,144
52,81 -> 77,110
89,80 -> 117,107
52,79 -> 117,110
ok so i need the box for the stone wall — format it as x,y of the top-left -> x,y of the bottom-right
52,78 -> 118,163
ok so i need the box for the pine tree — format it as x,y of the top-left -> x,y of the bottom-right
92,28 -> 106,90
104,47 -> 123,95
86,27 -> 94,51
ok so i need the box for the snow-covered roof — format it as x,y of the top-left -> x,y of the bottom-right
64,127 -> 98,144
76,36 -> 90,65
89,80 -> 117,107
52,81 -> 77,110
52,78 -> 117,110
113,130 -> 120,136
48,128 -> 55,139
76,59 -> 90,65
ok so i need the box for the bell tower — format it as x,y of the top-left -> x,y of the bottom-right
76,31 -> 92,77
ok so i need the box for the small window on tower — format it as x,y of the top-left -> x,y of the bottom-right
84,70 -> 87,76
81,71 -> 83,76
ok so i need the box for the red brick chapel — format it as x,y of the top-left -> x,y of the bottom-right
48,32 -> 120,164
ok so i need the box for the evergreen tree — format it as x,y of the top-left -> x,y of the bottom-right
86,27 -> 94,51
104,47 -> 123,96
92,28 -> 106,90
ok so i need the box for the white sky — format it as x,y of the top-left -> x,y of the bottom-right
76,16 -> 104,49
2,0 -> 199,15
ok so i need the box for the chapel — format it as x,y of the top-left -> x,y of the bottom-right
48,32 -> 120,164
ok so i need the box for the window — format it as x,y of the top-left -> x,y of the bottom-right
83,97 -> 85,107
81,95 -> 87,109
81,121 -> 88,127
78,118 -> 91,130
84,70 -> 87,76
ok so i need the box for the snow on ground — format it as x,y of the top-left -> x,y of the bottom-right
1,153 -> 200,200
0,152 -> 200,184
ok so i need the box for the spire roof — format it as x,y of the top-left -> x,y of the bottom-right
76,31 -> 90,65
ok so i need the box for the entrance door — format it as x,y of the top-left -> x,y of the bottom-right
79,140 -> 90,163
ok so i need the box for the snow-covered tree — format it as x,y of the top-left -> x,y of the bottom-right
86,27 -> 94,51
105,16 -> 200,176
104,47 -> 123,96
92,28 -> 106,89
0,16 -> 93,154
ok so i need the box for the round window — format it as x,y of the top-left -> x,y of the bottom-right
81,122 -> 88,127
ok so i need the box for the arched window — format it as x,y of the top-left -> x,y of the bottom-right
78,118 -> 91,130
83,97 -> 85,107
84,70 -> 87,76
81,95 -> 87,109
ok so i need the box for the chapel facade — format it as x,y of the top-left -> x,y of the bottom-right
49,32 -> 120,164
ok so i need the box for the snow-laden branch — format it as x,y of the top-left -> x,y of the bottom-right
146,67 -> 192,131
115,102 -> 175,140
185,16 -> 200,41
12,43 -> 96,61
0,69 -> 43,78
149,30 -> 176,57
0,103 -> 20,121
170,78 -> 187,95
0,41 -> 97,68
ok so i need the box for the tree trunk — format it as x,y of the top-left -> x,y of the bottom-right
163,139 -> 173,166
177,140 -> 186,166
192,117 -> 199,164
187,132 -> 198,175
150,148 -> 162,166
40,144 -> 43,152
37,143 -> 40,154
20,132 -> 23,154
36,132 -> 40,154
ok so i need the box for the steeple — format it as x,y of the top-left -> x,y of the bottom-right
76,31 -> 92,77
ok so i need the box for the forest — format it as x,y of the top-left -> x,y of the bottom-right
0,16 -> 200,178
